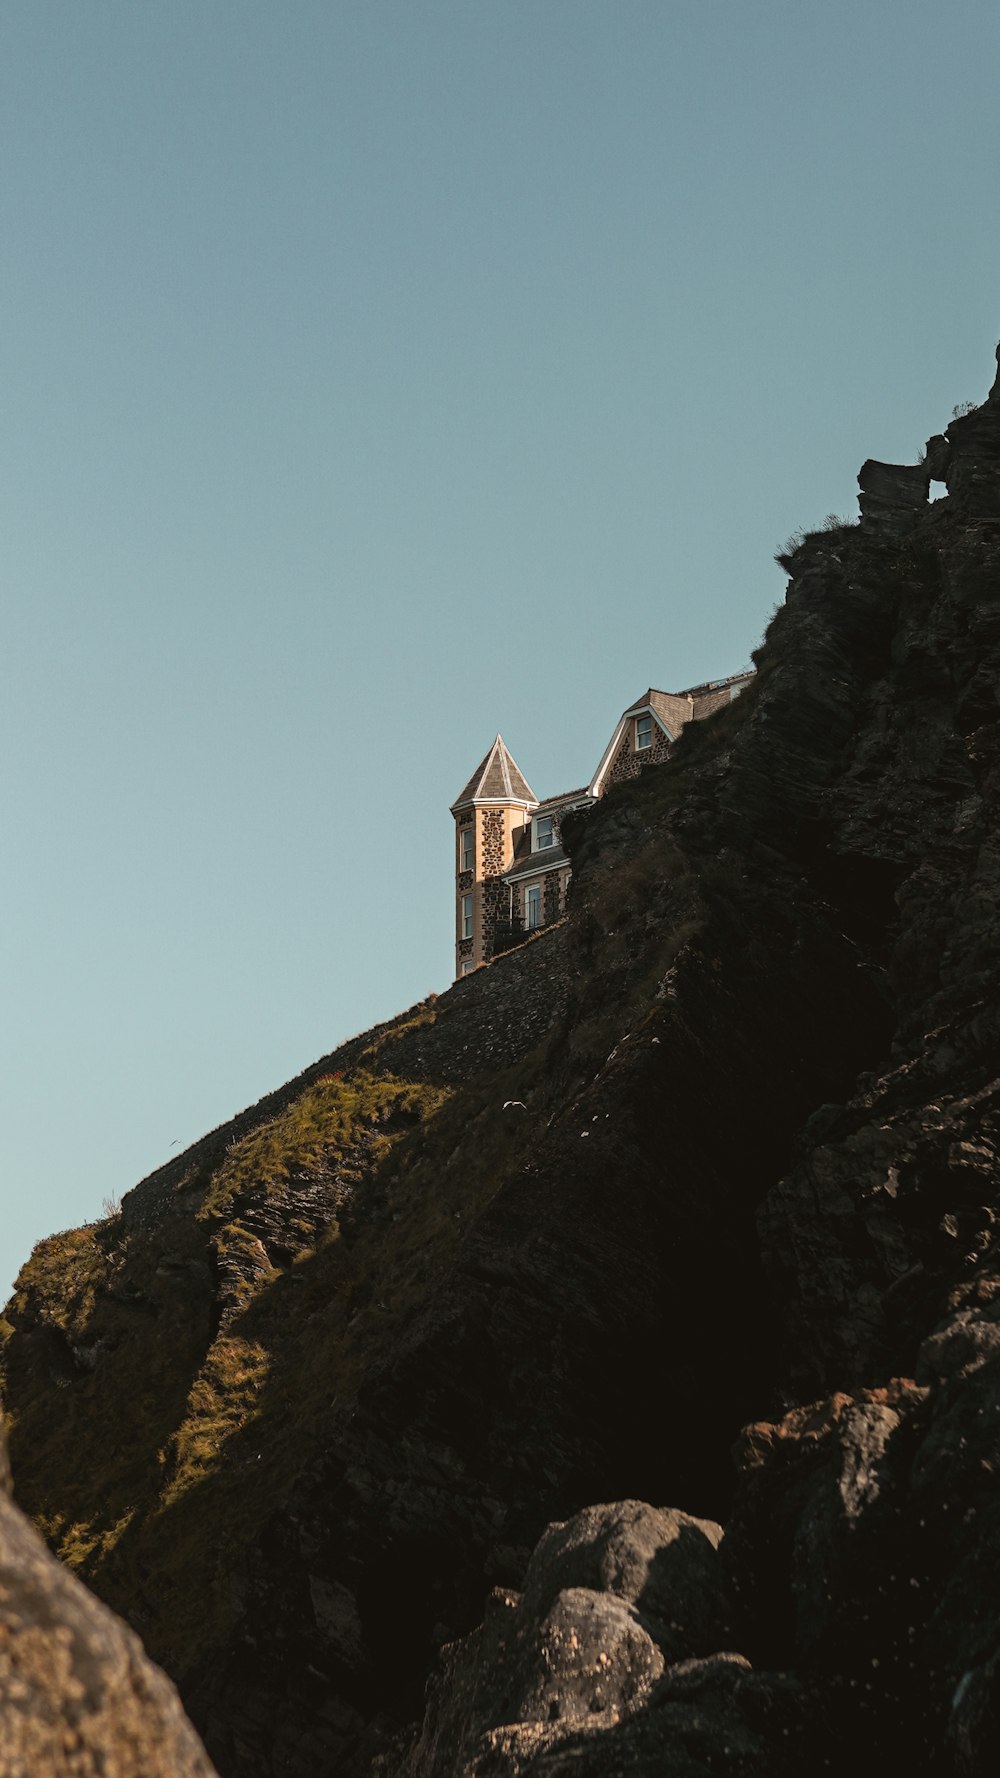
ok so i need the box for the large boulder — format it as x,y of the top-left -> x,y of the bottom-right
381,1500 -> 818,1778
0,1423 -> 217,1778
514,1499 -> 729,1662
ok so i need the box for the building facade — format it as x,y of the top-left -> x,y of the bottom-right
451,671 -> 753,977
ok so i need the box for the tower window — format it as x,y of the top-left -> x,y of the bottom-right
461,893 -> 474,939
460,827 -> 474,872
635,713 -> 653,750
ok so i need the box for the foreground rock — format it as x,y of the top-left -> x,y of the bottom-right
384,1501 -> 816,1777
0,1429 -> 217,1778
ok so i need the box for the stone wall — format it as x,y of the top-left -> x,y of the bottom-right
393,922 -> 572,1080
481,810 -> 506,875
603,721 -> 671,790
481,875 -> 508,960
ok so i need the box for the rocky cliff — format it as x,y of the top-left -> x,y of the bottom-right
3,348 -> 1000,1776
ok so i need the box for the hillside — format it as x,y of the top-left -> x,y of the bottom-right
3,348 -> 1000,1776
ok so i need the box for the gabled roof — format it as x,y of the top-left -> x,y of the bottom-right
588,693 -> 676,798
450,735 -> 538,813
620,687 -> 681,723
588,671 -> 755,797
620,671 -> 753,716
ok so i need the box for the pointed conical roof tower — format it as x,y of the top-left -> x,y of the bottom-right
450,734 -> 537,813
451,736 -> 538,978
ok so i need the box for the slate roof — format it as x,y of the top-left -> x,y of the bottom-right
620,688 -> 683,724
619,670 -> 753,716
503,841 -> 571,882
678,667 -> 754,700
532,787 -> 591,814
502,794 -> 591,880
450,735 -> 538,813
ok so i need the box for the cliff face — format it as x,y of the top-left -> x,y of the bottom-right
3,352 -> 1000,1777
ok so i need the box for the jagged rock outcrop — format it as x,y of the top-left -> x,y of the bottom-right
857,457 -> 930,535
944,348 -> 1000,516
0,1422 -> 217,1777
380,1501 -> 816,1778
4,343 -> 1000,1775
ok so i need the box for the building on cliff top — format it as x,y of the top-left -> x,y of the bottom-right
451,671 -> 753,977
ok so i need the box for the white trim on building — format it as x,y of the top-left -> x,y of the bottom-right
588,706 -> 674,798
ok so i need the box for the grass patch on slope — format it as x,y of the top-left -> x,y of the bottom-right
110,1057 -> 548,1674
4,1225 -> 109,1333
205,1069 -> 440,1215
1,1067 -> 450,1632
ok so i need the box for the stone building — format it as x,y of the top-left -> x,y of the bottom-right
451,671 -> 753,976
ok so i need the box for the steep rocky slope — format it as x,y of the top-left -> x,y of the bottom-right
3,349 -> 1000,1775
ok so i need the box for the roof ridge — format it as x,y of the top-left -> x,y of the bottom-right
450,733 -> 538,811
496,734 -> 514,800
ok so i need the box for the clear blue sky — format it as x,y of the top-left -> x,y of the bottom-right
2,0 -> 999,1296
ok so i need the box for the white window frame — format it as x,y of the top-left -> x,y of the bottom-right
461,960 -> 475,975
461,893 -> 474,940
533,814 -> 555,852
524,882 -> 542,930
460,827 -> 474,872
635,713 -> 653,751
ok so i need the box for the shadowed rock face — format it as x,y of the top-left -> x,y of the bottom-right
4,346 -> 1000,1776
857,458 -> 930,535
378,1501 -> 819,1778
0,1426 -> 217,1778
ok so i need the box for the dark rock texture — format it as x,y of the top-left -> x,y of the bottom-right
379,1498 -> 832,1778
857,457 -> 930,534
0,1424 -> 217,1777
945,348 -> 1000,515
5,344 -> 1000,1776
379,1501 -> 746,1777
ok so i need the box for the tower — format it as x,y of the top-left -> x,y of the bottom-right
449,736 -> 537,976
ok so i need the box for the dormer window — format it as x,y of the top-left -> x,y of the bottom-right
460,828 -> 474,872
533,815 -> 555,851
635,713 -> 653,751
